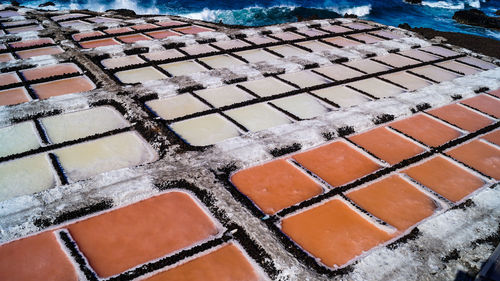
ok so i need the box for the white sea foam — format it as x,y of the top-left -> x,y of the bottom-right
421,1 -> 465,9
328,4 -> 372,17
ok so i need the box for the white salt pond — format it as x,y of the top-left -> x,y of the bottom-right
344,59 -> 392,74
53,132 -> 157,182
278,70 -> 331,88
234,49 -> 279,63
170,114 -> 241,146
296,40 -> 339,52
0,121 -> 41,158
456,57 -> 497,70
374,54 -> 420,68
159,60 -> 207,76
40,107 -> 130,144
101,55 -> 145,69
348,78 -> 406,98
0,154 -> 56,202
115,67 -> 167,84
267,45 -> 310,57
435,61 -> 482,75
312,85 -> 372,107
198,55 -> 246,69
410,65 -> 462,82
314,64 -> 364,81
270,94 -> 330,119
146,94 -> 210,120
398,49 -> 440,62
381,71 -> 433,91
225,103 -> 292,132
194,85 -> 254,107
239,77 -> 296,97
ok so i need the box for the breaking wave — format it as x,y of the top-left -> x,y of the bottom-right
181,5 -> 371,26
20,0 -> 500,39
421,0 -> 482,10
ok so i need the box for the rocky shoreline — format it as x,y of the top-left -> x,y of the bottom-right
399,23 -> 500,58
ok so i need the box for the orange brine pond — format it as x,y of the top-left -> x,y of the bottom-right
31,76 -> 95,99
427,103 -> 493,132
292,141 -> 381,187
349,127 -> 426,165
15,46 -> 64,59
231,159 -> 323,215
281,198 -> 394,268
72,31 -> 105,41
117,33 -> 152,43
9,38 -> 54,48
21,63 -> 81,81
0,72 -> 20,86
146,30 -> 181,39
489,89 -> 500,98
0,87 -> 30,106
0,53 -> 14,62
174,25 -> 214,34
131,23 -> 159,30
79,38 -> 121,49
144,244 -> 261,281
6,25 -> 43,34
67,192 -> 219,278
482,129 -> 500,146
156,20 -> 186,27
390,114 -> 462,148
460,94 -> 500,118
346,175 -> 437,231
0,232 -> 77,281
446,139 -> 500,180
403,156 -> 485,202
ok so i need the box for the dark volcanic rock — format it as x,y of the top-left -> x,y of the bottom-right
105,8 -> 136,17
39,1 -> 55,7
398,23 -> 412,29
404,0 -> 422,4
453,9 -> 500,29
399,23 -> 500,58
495,10 -> 500,16
343,13 -> 358,18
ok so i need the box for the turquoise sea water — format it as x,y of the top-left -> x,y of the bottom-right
19,0 -> 500,40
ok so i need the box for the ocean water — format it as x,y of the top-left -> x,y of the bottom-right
21,0 -> 500,40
